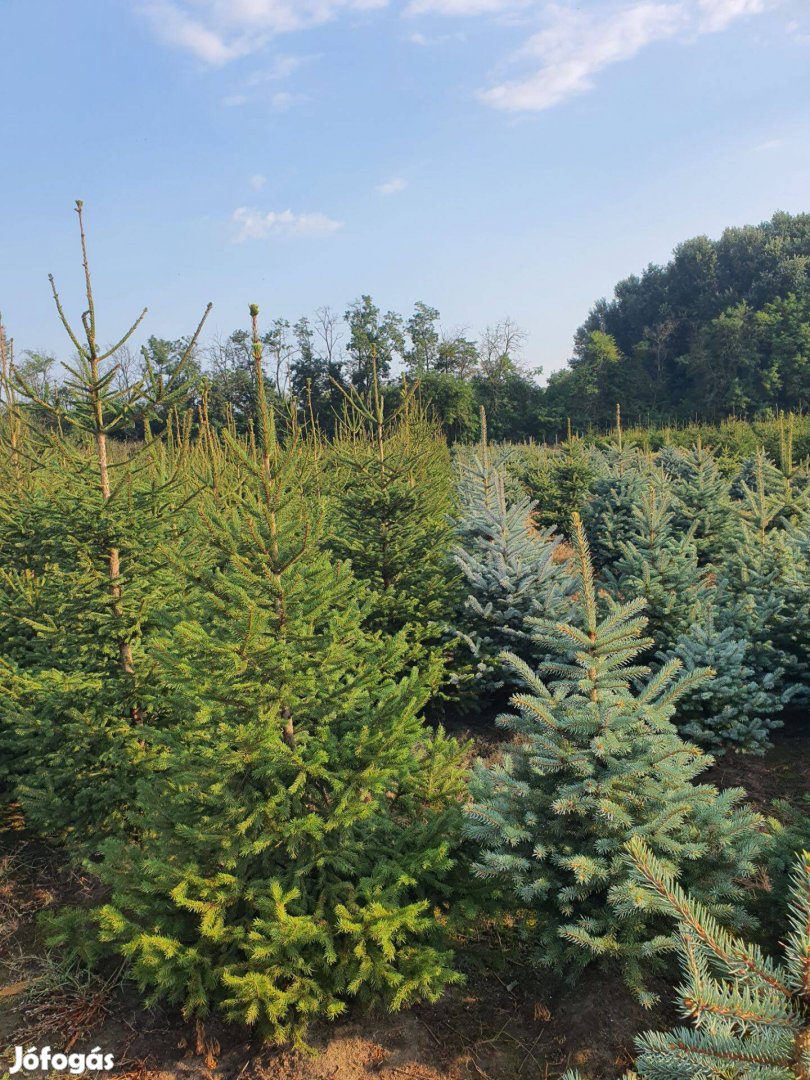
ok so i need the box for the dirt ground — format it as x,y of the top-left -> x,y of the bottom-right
1,723 -> 807,1080
701,708 -> 810,809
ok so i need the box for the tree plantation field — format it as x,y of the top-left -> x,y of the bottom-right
1,209 -> 810,1080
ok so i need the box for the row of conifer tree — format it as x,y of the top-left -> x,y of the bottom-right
0,207 -> 808,1076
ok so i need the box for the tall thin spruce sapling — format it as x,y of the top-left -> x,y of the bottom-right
0,201 -> 211,842
40,200 -> 211,719
0,316 -> 22,486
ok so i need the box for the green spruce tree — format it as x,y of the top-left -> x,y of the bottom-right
325,360 -> 460,686
505,435 -> 596,533
0,202 -> 210,844
56,309 -> 469,1047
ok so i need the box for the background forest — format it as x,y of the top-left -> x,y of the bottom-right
15,211 -> 810,446
0,207 -> 809,1079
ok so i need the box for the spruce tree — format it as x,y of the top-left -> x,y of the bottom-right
621,838 -> 810,1080
325,362 -> 460,684
604,481 -> 707,654
732,452 -> 787,507
0,202 -> 210,844
464,514 -> 763,1001
504,436 -> 596,533
582,447 -> 659,571
0,316 -> 22,486
662,442 -> 741,566
755,800 -> 810,956
732,428 -> 810,528
720,454 -> 810,709
784,511 -> 810,702
661,603 -> 788,754
59,309 -> 469,1047
452,410 -> 572,695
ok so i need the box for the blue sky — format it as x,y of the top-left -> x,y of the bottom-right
1,0 -> 808,376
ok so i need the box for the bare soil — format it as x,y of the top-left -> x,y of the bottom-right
702,706 -> 810,810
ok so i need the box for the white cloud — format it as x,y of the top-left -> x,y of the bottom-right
406,27 -> 467,43
139,0 -> 389,64
406,0 -> 530,13
231,207 -> 344,241
221,55 -> 310,109
269,89 -> 306,110
249,173 -> 268,189
479,0 -> 776,112
247,54 -> 310,82
376,177 -> 408,194
481,2 -> 685,111
694,0 -> 768,32
754,137 -> 783,151
141,0 -> 779,110
140,1 -> 251,64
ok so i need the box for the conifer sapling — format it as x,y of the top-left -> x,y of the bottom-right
465,514 -> 763,1001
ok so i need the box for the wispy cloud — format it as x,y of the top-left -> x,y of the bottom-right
249,173 -> 268,189
268,89 -> 307,110
406,0 -> 531,13
141,0 -> 779,113
247,54 -> 311,83
376,177 -> 408,194
231,207 -> 344,241
754,137 -> 783,151
694,0 -> 768,32
479,0 -> 776,112
140,1 -> 251,64
221,54 -> 311,109
406,28 -> 467,44
139,0 -> 389,65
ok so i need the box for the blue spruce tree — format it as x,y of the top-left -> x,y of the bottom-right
464,514 -> 763,1002
720,453 -> 810,711
581,446 -> 657,571
661,602 -> 788,754
603,480 -> 707,654
663,442 -> 741,567
621,838 -> 810,1080
452,410 -> 572,695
